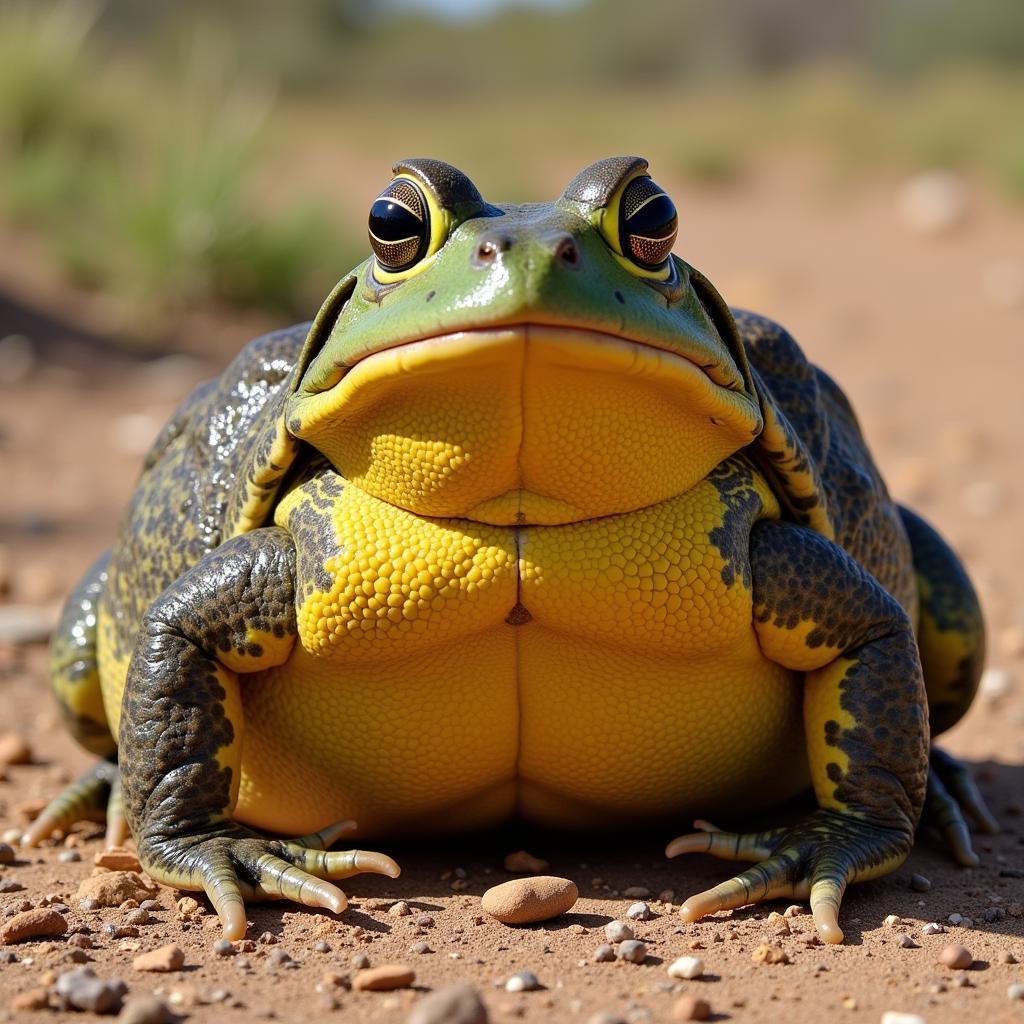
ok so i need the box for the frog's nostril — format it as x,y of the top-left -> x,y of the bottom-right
553,236 -> 581,268
474,235 -> 511,267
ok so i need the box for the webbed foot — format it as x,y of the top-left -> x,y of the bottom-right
137,819 -> 400,940
923,747 -> 998,867
22,760 -> 126,848
666,809 -> 910,944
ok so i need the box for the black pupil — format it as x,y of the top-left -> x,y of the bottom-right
369,199 -> 422,243
624,193 -> 676,239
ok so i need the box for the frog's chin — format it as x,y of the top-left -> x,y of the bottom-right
291,324 -> 762,525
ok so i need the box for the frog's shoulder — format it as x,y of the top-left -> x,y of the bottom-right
732,309 -> 912,598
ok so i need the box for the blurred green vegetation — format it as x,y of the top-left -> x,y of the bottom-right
1,0 -> 1022,341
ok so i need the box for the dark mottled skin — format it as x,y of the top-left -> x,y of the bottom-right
119,528 -> 297,867
285,473 -> 347,599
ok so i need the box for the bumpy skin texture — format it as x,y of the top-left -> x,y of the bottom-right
37,158 -> 990,943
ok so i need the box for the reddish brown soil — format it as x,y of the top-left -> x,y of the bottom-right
1,161 -> 1023,1023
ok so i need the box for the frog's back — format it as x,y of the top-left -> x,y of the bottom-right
734,309 -> 916,613
96,325 -> 309,717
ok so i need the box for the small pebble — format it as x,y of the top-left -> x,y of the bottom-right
213,939 -> 236,957
625,901 -> 652,921
313,940 -> 331,953
592,944 -> 616,962
671,995 -> 711,1021
54,967 -> 127,1015
258,930 -> 278,944
921,922 -> 944,935
269,948 -> 294,967
0,879 -> 25,893
1008,983 -> 1024,1001
353,963 -> 416,991
59,850 -> 82,863
938,944 -> 973,970
622,886 -> 650,900
880,1014 -> 926,1024
0,732 -> 31,766
979,667 -> 1014,700
504,970 -> 541,992
0,843 -> 14,865
0,907 -> 68,944
94,847 -> 142,872
503,850 -> 550,874
176,896 -> 202,917
351,952 -> 371,969
118,995 -> 173,1024
10,987 -> 50,1011
998,950 -> 1018,964
77,872 -> 156,908
751,943 -> 789,965
586,1014 -> 626,1024
388,900 -> 411,917
406,984 -> 489,1024
410,941 -> 431,955
947,913 -> 963,926
667,955 -> 704,980
605,920 -> 634,943
616,939 -> 647,964
125,909 -> 151,927
884,915 -> 901,929
768,912 -> 790,935
133,943 -> 185,973
910,874 -> 931,893
898,935 -> 919,949
481,876 -> 578,925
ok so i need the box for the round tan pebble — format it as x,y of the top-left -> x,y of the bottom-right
751,942 -> 789,965
93,847 -> 142,872
480,876 -> 578,925
75,872 -> 155,908
133,944 -> 185,973
0,732 -> 31,766
503,850 -> 550,874
353,963 -> 416,991
0,908 -> 68,944
672,995 -> 711,1021
939,944 -> 973,970
406,984 -> 489,1024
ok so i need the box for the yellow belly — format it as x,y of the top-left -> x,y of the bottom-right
230,468 -> 807,838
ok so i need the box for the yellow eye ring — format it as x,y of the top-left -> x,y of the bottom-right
594,169 -> 678,281
369,176 -> 454,284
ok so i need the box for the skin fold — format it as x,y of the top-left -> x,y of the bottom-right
30,157 -> 992,943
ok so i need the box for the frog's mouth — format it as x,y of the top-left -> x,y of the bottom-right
290,324 -> 762,525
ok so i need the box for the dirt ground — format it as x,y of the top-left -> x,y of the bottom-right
1,158 -> 1023,1023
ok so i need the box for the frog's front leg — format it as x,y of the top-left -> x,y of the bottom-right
667,520 -> 928,944
119,527 -> 399,940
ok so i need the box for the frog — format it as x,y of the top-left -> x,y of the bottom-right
28,156 -> 995,945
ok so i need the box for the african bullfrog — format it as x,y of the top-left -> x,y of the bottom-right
28,157 -> 995,944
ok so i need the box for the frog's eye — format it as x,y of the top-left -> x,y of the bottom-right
618,176 -> 678,269
368,178 -> 430,272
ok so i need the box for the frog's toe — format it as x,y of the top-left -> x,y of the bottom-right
667,810 -> 910,945
22,760 -> 117,847
924,748 -> 998,867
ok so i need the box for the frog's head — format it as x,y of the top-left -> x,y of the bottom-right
286,156 -> 763,525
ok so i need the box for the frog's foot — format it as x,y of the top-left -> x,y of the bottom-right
665,810 -> 910,944
22,760 -> 123,848
923,747 -> 998,867
138,819 -> 401,940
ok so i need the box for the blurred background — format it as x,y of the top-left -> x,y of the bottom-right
1,0 -> 1023,722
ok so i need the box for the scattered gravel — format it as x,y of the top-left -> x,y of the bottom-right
616,939 -> 647,964
504,970 -> 541,992
406,984 -> 489,1024
667,956 -> 704,980
604,920 -> 634,943
54,967 -> 127,1015
938,944 -> 973,970
353,963 -> 416,991
480,876 -> 578,924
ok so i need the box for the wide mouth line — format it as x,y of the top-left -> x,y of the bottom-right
339,321 -> 743,391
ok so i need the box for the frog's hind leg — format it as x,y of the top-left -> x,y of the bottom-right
899,506 -> 998,866
23,552 -> 126,848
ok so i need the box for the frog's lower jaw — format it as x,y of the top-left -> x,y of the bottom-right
290,325 -> 762,526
